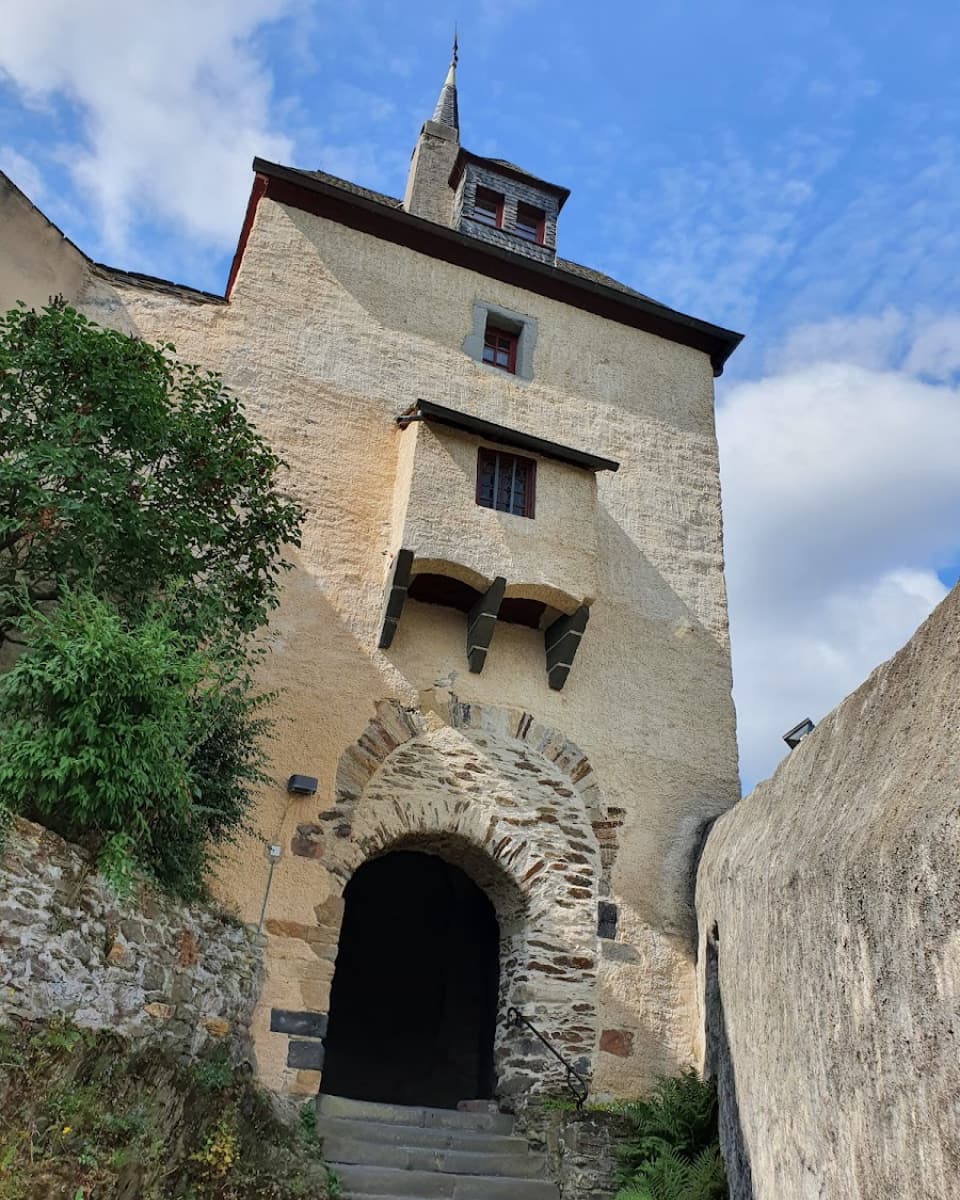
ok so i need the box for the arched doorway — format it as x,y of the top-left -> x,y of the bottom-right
320,850 -> 500,1109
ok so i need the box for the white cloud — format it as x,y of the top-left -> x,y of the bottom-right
730,567 -> 947,792
0,2 -> 300,260
719,318 -> 960,788
773,309 -> 908,373
904,316 -> 960,382
0,147 -> 46,205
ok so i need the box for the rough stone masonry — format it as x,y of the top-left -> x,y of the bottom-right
0,818 -> 263,1058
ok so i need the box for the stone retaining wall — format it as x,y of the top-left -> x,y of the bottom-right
0,818 -> 263,1058
513,1101 -> 627,1199
697,583 -> 960,1200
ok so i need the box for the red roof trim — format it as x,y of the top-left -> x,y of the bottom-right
226,173 -> 267,300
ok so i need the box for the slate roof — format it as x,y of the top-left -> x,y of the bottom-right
555,258 -> 656,304
299,170 -> 402,210
293,168 -> 655,303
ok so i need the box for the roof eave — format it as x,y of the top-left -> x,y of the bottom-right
400,400 -> 620,472
250,157 -> 743,375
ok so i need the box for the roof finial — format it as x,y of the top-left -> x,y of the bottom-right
431,31 -> 460,132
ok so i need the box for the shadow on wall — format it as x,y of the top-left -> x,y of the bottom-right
704,925 -> 754,1200
596,507 -> 740,945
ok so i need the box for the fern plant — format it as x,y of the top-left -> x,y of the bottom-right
613,1071 -> 727,1200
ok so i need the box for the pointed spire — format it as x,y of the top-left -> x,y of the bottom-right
431,31 -> 459,133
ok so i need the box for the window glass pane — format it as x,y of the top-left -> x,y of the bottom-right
477,451 -> 495,506
483,324 -> 517,373
516,204 -> 544,243
496,458 -> 513,512
477,450 -> 534,518
511,467 -> 527,515
475,188 -> 502,227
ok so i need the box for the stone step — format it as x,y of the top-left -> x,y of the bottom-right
323,1134 -> 545,1177
332,1163 -> 559,1199
318,1094 -> 515,1135
316,1115 -> 524,1155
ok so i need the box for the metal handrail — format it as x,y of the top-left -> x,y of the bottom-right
506,1007 -> 589,1110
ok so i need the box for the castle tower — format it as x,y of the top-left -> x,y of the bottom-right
1,49 -> 743,1110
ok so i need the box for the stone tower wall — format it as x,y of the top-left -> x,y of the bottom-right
3,183 -> 740,1100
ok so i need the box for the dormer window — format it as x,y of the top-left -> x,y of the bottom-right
515,203 -> 545,245
474,187 -> 504,229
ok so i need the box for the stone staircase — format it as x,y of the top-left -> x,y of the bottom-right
316,1094 -> 559,1199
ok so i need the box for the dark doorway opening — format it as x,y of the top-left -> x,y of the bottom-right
320,850 -> 500,1109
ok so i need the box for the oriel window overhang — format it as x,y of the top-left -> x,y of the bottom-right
397,399 -> 620,474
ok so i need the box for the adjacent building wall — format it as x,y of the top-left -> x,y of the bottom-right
697,583 -> 960,1200
0,173 -> 134,328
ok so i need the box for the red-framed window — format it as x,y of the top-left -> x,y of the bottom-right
482,323 -> 518,373
476,448 -> 536,519
474,186 -> 504,229
515,202 -> 546,245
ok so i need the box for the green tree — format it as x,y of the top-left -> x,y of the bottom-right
0,301 -> 303,893
0,590 -> 274,895
0,299 -> 302,649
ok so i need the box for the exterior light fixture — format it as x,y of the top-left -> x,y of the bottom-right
783,718 -> 815,749
287,774 -> 318,796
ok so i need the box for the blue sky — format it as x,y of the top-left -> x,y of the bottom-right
3,1 -> 959,788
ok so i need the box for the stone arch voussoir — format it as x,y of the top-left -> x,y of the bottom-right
293,698 -> 613,1101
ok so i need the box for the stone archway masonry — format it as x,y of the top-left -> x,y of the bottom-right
282,695 -> 624,1103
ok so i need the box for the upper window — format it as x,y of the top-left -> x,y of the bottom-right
482,323 -> 518,373
476,448 -> 536,519
515,203 -> 546,245
474,187 -> 504,229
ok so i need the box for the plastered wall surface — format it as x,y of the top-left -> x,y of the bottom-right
697,583 -> 960,1200
0,174 -> 138,329
394,420 -> 599,606
6,188 -> 740,1099
0,176 -> 88,313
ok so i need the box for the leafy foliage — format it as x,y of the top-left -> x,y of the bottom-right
0,299 -> 302,649
151,675 -> 275,900
0,590 -> 268,897
613,1071 -> 727,1200
0,301 -> 303,893
0,1018 -> 336,1198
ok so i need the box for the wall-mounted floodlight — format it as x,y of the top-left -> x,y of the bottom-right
783,718 -> 815,749
287,774 -> 318,796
